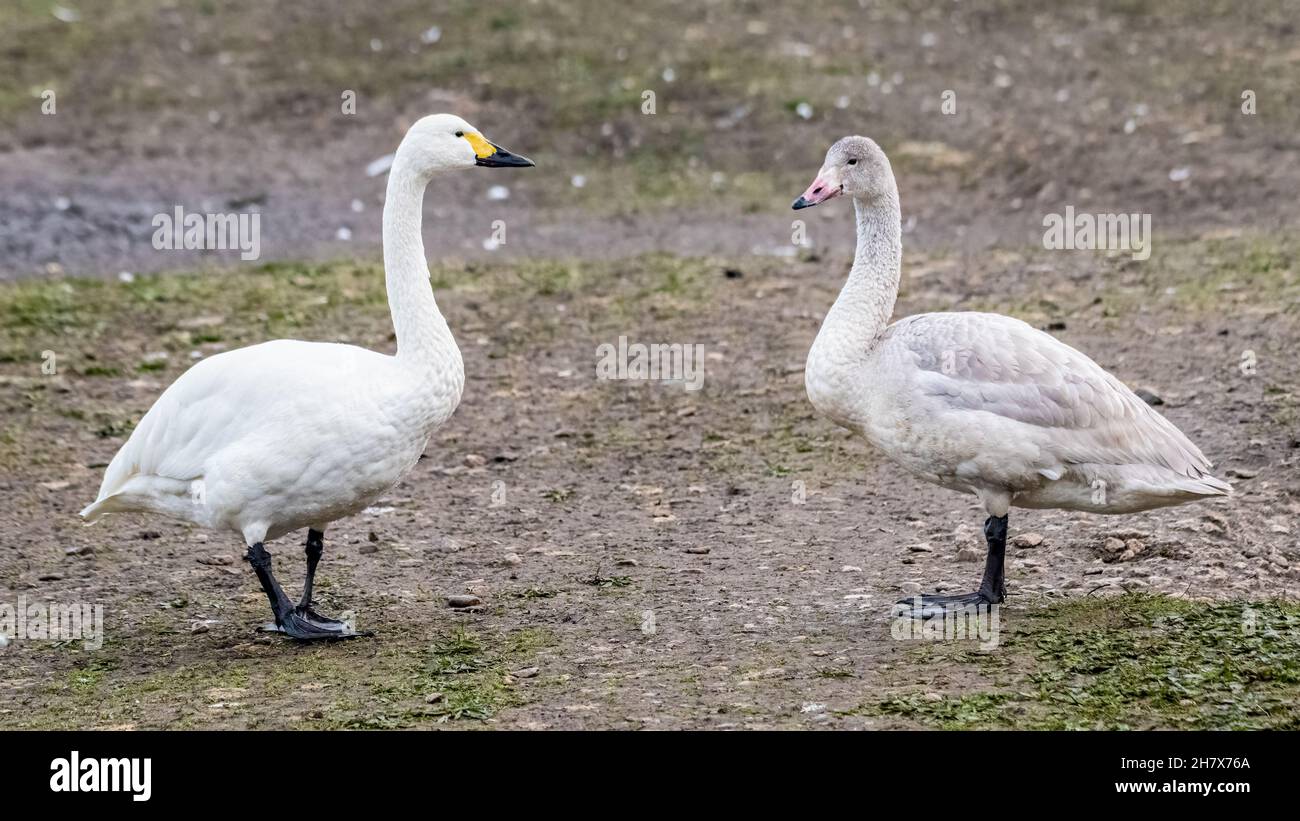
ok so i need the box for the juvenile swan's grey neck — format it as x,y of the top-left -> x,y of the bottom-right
813,191 -> 903,366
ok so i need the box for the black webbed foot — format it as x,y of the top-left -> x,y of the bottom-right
261,606 -> 371,641
894,590 -> 1000,620
894,514 -> 1009,620
247,537 -> 371,641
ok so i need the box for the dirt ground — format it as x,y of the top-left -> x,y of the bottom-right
1,1 -> 1299,729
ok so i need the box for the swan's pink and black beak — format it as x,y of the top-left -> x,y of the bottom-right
792,174 -> 842,209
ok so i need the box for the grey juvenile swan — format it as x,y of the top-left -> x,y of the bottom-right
792,136 -> 1230,618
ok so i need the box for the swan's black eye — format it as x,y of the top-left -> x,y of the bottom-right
455,130 -> 464,137
847,159 -> 858,165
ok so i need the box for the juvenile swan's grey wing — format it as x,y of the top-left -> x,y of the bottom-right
886,311 -> 1224,486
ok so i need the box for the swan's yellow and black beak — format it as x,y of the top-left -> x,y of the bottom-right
466,132 -> 535,168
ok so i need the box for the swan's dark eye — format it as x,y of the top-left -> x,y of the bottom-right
847,159 -> 858,166
455,130 -> 464,137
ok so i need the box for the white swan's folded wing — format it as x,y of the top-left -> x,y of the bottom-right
89,340 -> 389,505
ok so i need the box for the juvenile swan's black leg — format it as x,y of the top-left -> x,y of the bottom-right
896,514 -> 1009,619
245,539 -> 365,640
976,514 -> 1008,603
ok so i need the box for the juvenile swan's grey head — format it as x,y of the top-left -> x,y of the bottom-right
792,136 -> 894,209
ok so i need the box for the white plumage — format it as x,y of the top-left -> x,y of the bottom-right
81,340 -> 458,541
81,114 -> 533,639
794,136 -> 1228,615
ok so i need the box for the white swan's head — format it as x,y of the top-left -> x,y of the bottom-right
397,113 -> 535,177
792,136 -> 892,209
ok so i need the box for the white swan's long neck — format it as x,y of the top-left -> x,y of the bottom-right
382,156 -> 459,369
811,188 -> 902,365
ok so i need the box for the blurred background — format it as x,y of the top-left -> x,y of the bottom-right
1,0 -> 1297,279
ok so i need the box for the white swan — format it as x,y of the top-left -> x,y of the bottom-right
792,136 -> 1229,617
80,114 -> 534,639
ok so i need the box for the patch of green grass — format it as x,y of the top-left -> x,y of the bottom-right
815,665 -> 856,679
1155,235 -> 1298,314
505,627 -> 557,655
513,260 -> 579,297
503,587 -> 559,600
79,365 -> 120,377
1269,390 -> 1299,436
583,572 -> 633,589
348,626 -> 558,727
962,234 -> 1298,323
425,627 -> 488,675
11,651 -> 256,730
868,692 -> 1014,728
66,660 -> 115,694
7,617 -> 557,729
852,594 -> 1300,730
93,417 -> 136,438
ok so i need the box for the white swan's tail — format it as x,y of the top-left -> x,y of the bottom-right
80,388 -> 166,523
81,439 -> 144,523
80,494 -> 128,523
80,475 -> 197,523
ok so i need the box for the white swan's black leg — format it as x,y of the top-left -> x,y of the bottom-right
245,540 -> 366,640
300,528 -> 326,610
294,529 -> 353,630
896,514 -> 1007,619
247,541 -> 294,620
